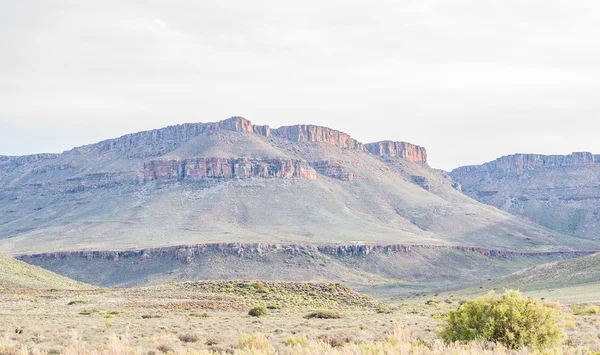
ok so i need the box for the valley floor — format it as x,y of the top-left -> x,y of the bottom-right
1,281 -> 600,354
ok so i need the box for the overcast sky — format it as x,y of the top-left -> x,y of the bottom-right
1,0 -> 599,170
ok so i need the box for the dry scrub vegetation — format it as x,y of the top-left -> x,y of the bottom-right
1,282 -> 600,355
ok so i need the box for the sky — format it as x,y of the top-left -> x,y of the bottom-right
1,0 -> 600,171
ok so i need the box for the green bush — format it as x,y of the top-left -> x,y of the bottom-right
248,306 -> 269,317
571,304 -> 600,315
440,290 -> 563,350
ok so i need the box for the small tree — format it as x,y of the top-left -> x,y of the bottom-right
440,290 -> 564,350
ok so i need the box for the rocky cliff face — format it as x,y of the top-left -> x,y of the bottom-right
365,141 -> 427,164
91,117 -> 271,155
0,154 -> 60,174
452,152 -> 599,178
272,125 -> 363,150
18,243 -> 593,263
81,117 -> 426,164
451,152 -> 600,238
144,157 -> 317,181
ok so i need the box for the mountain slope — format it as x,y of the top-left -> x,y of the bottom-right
451,153 -> 600,240
18,243 -> 590,297
0,253 -> 91,290
0,117 -> 594,256
453,252 -> 600,303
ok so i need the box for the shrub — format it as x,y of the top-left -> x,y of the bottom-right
425,299 -> 439,306
178,333 -> 199,343
205,336 -> 221,346
141,314 -> 162,319
564,316 -> 575,329
318,331 -> 353,347
376,305 -> 389,314
157,344 -> 173,353
304,310 -> 343,319
248,306 -> 269,317
440,290 -> 564,350
103,314 -> 115,319
571,304 -> 600,315
237,333 -> 273,351
283,335 -> 310,348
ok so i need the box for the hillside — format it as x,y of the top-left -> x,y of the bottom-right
18,243 -> 592,298
0,253 -> 91,290
486,252 -> 600,291
451,252 -> 600,303
451,153 -> 600,239
0,117 -> 592,256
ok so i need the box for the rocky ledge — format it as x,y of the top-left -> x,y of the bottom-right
17,243 -> 596,264
365,141 -> 427,164
144,157 -> 317,181
452,152 -> 600,177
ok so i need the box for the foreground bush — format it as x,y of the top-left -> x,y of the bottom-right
440,290 -> 564,350
0,327 -> 595,354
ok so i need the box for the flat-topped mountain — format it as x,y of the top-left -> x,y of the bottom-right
451,152 -> 600,239
0,117 -> 591,256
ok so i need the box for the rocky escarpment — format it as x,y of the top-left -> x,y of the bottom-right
0,154 -> 60,175
18,243 -> 595,263
14,243 -> 596,295
451,152 -> 600,238
272,125 -> 363,150
452,152 -> 600,178
144,158 -> 317,181
91,116 -> 271,154
365,141 -> 428,164
67,116 -> 426,164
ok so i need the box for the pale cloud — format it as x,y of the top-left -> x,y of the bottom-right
1,0 -> 600,170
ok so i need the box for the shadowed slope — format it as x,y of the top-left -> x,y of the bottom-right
0,253 -> 92,290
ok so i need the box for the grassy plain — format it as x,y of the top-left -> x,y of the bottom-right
2,280 -> 600,354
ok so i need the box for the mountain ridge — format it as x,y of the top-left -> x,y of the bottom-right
1,116 -> 595,258
451,152 -> 600,239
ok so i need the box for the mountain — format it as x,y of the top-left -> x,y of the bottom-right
451,153 -> 600,240
0,253 -> 91,290
1,116 -> 587,256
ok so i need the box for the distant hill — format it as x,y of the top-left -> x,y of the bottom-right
0,253 -> 91,290
451,252 -> 600,303
1,117 -> 591,256
451,153 -> 600,240
487,252 -> 600,291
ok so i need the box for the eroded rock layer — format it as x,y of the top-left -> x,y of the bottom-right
365,141 -> 427,164
144,158 -> 317,181
18,243 -> 594,262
